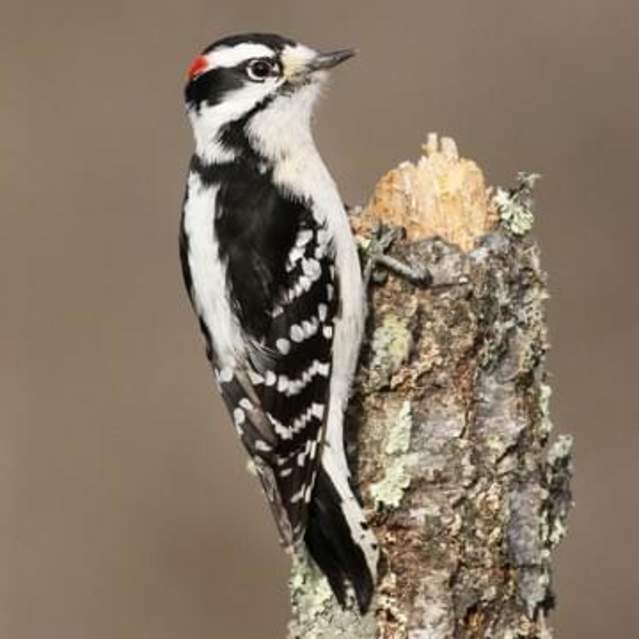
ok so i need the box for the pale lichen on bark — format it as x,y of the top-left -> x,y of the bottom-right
287,134 -> 573,639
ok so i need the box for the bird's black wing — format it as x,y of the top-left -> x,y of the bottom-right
211,163 -> 338,546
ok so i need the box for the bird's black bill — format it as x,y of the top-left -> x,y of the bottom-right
308,49 -> 356,71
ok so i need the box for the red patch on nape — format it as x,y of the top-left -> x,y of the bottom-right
187,55 -> 209,80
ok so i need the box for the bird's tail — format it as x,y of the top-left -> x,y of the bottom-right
304,447 -> 379,613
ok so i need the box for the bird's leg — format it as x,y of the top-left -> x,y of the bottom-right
361,224 -> 433,287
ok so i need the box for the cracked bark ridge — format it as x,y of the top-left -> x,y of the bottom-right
287,135 -> 573,639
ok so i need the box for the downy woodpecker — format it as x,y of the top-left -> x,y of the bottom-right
179,33 -> 378,612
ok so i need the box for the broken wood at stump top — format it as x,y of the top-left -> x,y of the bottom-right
353,134 -> 498,252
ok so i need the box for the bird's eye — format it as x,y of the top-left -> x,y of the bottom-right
246,59 -> 275,82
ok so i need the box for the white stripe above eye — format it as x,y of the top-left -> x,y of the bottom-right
206,43 -> 275,69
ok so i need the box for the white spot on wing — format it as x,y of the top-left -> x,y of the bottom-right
276,338 -> 291,354
303,258 -> 322,280
311,403 -> 325,419
290,324 -> 304,342
268,414 -> 292,440
296,230 -> 314,247
287,246 -> 305,269
302,319 -> 316,338
317,362 -> 330,377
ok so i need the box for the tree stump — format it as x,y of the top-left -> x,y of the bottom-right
287,134 -> 573,639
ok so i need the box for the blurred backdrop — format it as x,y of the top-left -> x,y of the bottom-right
2,1 -> 638,637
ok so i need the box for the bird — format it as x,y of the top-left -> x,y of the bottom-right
179,33 -> 378,612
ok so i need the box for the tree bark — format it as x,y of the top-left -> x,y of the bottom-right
287,135 -> 573,639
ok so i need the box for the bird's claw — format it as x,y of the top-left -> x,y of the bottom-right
362,225 -> 433,288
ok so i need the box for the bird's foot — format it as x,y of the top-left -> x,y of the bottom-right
362,225 -> 433,287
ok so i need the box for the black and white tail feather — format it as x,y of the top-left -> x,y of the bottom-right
179,33 -> 378,612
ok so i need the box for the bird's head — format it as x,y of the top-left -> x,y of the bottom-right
184,33 -> 355,164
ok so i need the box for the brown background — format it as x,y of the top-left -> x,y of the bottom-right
2,1 -> 638,637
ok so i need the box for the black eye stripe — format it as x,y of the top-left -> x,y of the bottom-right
185,67 -> 246,110
185,56 -> 283,109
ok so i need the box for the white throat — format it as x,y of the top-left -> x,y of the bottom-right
246,81 -> 322,164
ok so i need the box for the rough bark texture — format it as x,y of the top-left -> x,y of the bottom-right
287,135 -> 573,639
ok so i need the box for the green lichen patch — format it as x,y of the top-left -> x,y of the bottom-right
289,552 -> 334,628
493,172 -> 541,237
288,552 -> 377,638
538,383 -> 553,438
368,314 -> 413,389
370,401 -> 414,509
370,457 -> 412,509
385,400 -> 413,455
